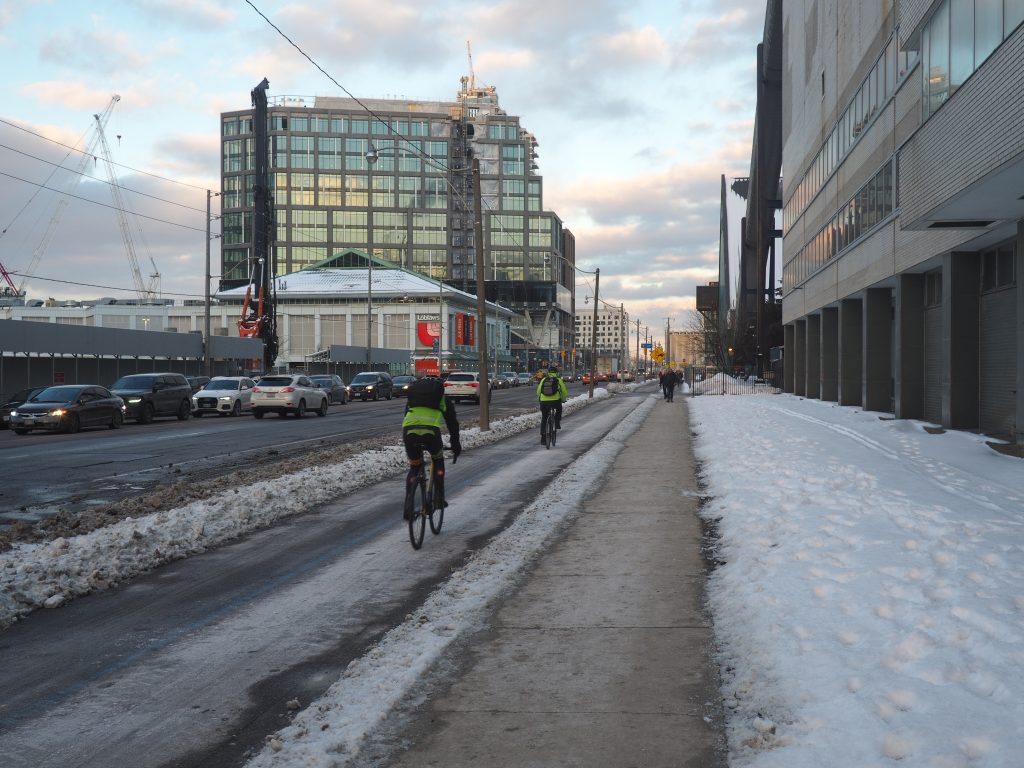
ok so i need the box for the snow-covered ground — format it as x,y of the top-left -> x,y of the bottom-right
7,382 -> 1023,767
691,394 -> 1024,768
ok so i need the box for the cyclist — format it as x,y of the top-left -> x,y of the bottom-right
402,376 -> 462,520
536,366 -> 568,444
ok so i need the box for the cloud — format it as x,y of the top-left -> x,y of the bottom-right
40,19 -> 153,75
133,0 -> 235,28
150,134 -> 220,188
20,82 -> 152,111
591,25 -> 670,68
672,8 -> 760,68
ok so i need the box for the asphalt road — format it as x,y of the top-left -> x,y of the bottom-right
0,382 -> 596,523
0,388 -> 642,768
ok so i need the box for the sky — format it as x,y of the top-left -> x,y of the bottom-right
4,385 -> 1022,766
0,0 -> 766,345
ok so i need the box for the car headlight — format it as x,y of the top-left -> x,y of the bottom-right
218,396 -> 232,402
127,397 -> 142,404
50,408 -> 67,417
366,385 -> 374,390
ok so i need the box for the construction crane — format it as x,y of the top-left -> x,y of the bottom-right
6,96 -> 120,303
93,104 -> 161,303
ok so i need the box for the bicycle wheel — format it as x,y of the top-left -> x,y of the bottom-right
407,470 -> 426,550
550,419 -> 557,447
427,465 -> 444,534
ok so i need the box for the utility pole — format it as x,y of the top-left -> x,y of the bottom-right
204,189 -> 213,377
618,302 -> 625,384
635,318 -> 640,379
588,268 -> 599,399
473,158 -> 491,430
665,317 -> 671,368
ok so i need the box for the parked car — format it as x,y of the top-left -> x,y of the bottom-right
2,386 -> 46,429
346,371 -> 394,401
9,384 -> 125,434
186,375 -> 211,394
192,376 -> 256,417
110,372 -> 193,424
501,372 -> 519,388
392,375 -> 416,397
251,374 -> 328,418
516,372 -> 533,386
309,374 -> 348,404
443,371 -> 490,404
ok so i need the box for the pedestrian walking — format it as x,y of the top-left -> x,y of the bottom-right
664,368 -> 677,402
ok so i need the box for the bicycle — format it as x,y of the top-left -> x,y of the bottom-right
404,448 -> 453,549
543,409 -> 557,449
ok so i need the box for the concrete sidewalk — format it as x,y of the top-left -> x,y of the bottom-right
387,394 -> 726,767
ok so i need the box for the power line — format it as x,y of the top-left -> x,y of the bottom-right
0,169 -> 209,233
0,143 -> 212,215
0,116 -> 211,192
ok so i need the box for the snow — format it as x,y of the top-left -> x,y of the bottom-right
690,394 -> 1024,768
5,384 -> 1024,768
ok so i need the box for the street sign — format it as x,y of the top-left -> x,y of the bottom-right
652,345 -> 665,363
641,343 -> 652,349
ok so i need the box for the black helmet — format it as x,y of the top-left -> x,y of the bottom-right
548,366 -> 558,374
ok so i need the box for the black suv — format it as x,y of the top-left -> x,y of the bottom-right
110,372 -> 193,423
346,371 -> 394,401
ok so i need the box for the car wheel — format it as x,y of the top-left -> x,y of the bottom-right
253,409 -> 265,419
13,428 -> 29,435
385,390 -> 392,400
294,400 -> 305,418
373,391 -> 379,401
64,413 -> 80,434
474,396 -> 481,405
139,402 -> 155,424
317,399 -> 328,417
231,400 -> 242,417
109,410 -> 123,430
177,400 -> 191,420
341,394 -> 347,405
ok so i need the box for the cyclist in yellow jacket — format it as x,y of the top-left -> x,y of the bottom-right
536,366 -> 568,444
402,377 -> 461,519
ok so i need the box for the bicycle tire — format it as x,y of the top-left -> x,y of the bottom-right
407,470 -> 426,549
545,417 -> 556,449
427,465 -> 444,534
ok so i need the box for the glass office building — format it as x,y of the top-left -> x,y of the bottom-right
219,82 -> 575,368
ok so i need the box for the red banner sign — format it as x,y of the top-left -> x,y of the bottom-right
455,313 -> 465,345
416,321 -> 440,347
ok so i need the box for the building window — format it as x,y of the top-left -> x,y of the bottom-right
372,175 -> 395,208
318,137 -> 342,169
293,209 -> 327,243
373,211 -> 407,244
318,174 -> 342,206
290,173 -> 314,206
344,175 -> 367,207
399,176 -> 423,208
412,212 -> 446,244
332,211 -> 367,244
384,314 -> 410,348
223,139 -> 243,172
291,135 -> 314,168
291,247 -> 326,270
320,315 -> 346,346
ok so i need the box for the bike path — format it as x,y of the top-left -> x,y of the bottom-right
384,393 -> 727,767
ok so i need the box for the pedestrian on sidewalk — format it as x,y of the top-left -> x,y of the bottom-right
663,367 -> 677,402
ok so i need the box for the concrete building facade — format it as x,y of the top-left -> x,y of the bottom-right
782,1 -> 1024,442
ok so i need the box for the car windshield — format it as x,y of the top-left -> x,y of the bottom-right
111,375 -> 157,389
258,376 -> 294,386
393,376 -> 414,384
205,379 -> 240,391
447,373 -> 474,382
350,373 -> 378,384
7,388 -> 41,403
310,377 -> 332,385
30,386 -> 85,403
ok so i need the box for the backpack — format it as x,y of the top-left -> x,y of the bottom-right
540,375 -> 559,396
407,377 -> 445,409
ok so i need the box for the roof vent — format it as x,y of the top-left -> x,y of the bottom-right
927,220 -> 994,229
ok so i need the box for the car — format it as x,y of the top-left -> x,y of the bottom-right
2,386 -> 46,429
192,376 -> 257,417
9,384 -> 125,434
186,375 -> 211,394
251,374 -> 328,418
491,374 -> 507,390
309,374 -> 348,404
516,372 -> 533,386
346,371 -> 394,401
110,372 -> 193,424
392,375 -> 417,397
501,372 -> 519,388
443,371 -> 489,404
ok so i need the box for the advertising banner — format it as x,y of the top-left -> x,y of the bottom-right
416,319 -> 440,348
455,313 -> 465,345
467,314 -> 476,346
415,358 -> 440,377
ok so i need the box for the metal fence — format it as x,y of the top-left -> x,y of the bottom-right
680,367 -> 782,396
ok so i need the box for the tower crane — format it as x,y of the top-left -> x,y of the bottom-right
7,96 -> 120,303
93,105 -> 161,302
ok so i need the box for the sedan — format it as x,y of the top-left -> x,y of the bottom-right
516,372 -> 533,386
392,375 -> 417,397
501,372 -> 519,388
9,385 -> 125,434
251,374 -> 329,419
3,386 -> 46,429
310,374 -> 348,404
192,376 -> 256,417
